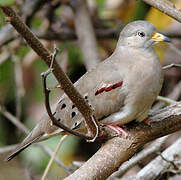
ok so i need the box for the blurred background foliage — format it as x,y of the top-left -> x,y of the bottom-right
0,0 -> 181,179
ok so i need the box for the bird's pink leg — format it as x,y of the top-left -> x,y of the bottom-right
143,119 -> 150,126
107,124 -> 128,137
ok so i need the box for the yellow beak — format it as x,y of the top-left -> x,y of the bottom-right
151,32 -> 171,42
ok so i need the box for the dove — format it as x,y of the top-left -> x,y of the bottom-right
6,20 -> 171,161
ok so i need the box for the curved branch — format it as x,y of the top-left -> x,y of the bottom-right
1,6 -> 99,138
65,102 -> 181,180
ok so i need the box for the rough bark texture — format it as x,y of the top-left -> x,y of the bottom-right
1,6 -> 99,137
143,0 -> 181,23
65,103 -> 181,180
135,137 -> 181,180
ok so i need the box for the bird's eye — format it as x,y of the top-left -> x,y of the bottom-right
137,31 -> 145,37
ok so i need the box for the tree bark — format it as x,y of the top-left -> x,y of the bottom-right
65,103 -> 181,180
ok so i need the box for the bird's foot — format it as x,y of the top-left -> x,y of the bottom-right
107,124 -> 128,137
143,119 -> 150,126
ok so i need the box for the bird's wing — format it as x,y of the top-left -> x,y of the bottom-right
54,58 -> 126,130
6,56 -> 126,161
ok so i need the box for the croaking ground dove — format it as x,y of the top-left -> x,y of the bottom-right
6,20 -> 171,161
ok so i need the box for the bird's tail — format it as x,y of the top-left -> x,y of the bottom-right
6,112 -> 63,161
6,132 -> 43,161
5,121 -> 45,161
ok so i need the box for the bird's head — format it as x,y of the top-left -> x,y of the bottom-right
118,20 -> 171,49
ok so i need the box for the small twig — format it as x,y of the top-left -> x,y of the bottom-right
0,0 -> 44,47
71,161 -> 85,168
41,67 -> 93,140
13,55 -> 25,120
134,137 -> 181,180
156,96 -> 177,105
43,0 -> 61,26
157,152 -> 179,170
153,81 -> 181,110
35,143 -> 71,175
41,45 -> 99,141
163,63 -> 181,70
0,24 -> 17,47
41,135 -> 68,180
24,167 -> 32,180
50,44 -> 58,69
0,142 -> 71,174
0,47 -> 10,64
1,6 -> 100,140
88,115 -> 99,142
0,104 -> 29,134
0,104 -> 70,173
0,144 -> 18,154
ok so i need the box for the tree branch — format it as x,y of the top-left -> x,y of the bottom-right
163,63 -> 181,70
37,143 -> 71,175
134,136 -> 181,180
0,108 -> 71,174
109,136 -> 169,179
1,6 -> 99,138
65,102 -> 181,180
0,104 -> 29,134
0,145 -> 17,154
0,0 -> 45,47
142,0 -> 181,23
41,135 -> 68,180
153,80 -> 181,110
41,68 -> 93,140
70,0 -> 100,70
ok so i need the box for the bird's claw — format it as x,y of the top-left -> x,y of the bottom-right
107,124 -> 128,137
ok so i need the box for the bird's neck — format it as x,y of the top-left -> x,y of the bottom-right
114,45 -> 157,60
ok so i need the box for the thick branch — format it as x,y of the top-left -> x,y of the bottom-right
143,0 -> 181,22
1,6 -> 99,138
109,136 -> 169,179
65,102 -> 181,180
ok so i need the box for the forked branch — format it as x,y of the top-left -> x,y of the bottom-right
41,67 -> 92,140
1,6 -> 100,140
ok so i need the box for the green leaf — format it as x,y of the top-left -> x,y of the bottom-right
0,0 -> 14,6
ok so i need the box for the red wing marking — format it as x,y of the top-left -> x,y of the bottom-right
112,81 -> 123,89
95,81 -> 123,96
95,87 -> 105,96
105,86 -> 112,92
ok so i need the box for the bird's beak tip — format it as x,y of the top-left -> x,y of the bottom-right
163,36 -> 172,43
151,32 -> 171,43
